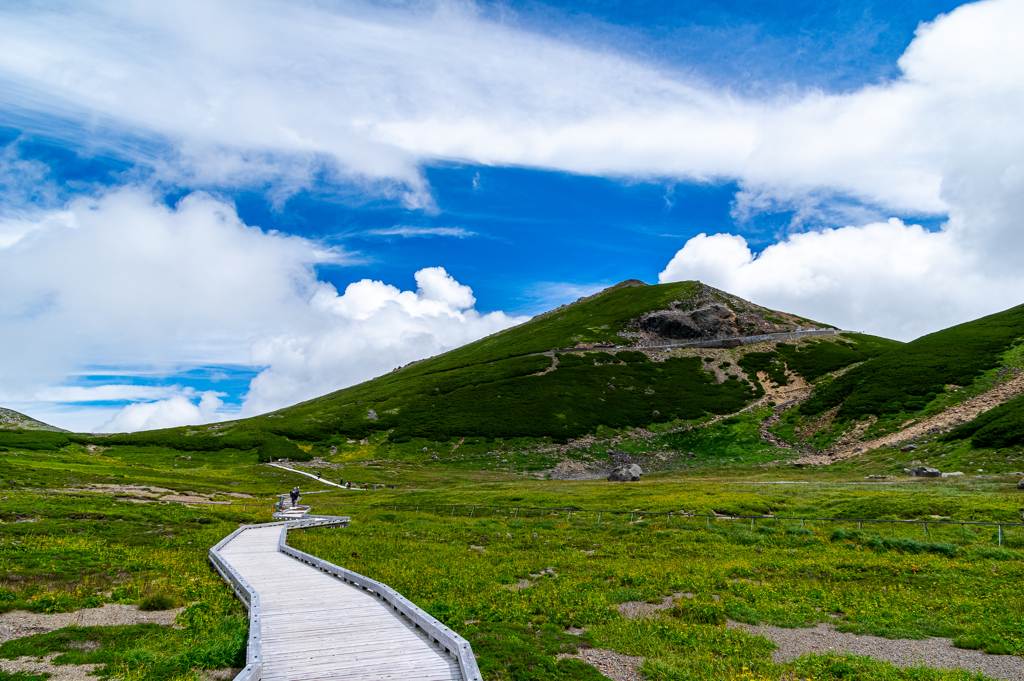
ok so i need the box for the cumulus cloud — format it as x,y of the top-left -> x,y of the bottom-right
243,267 -> 523,415
101,391 -> 227,433
0,187 -> 525,430
658,218 -> 1024,340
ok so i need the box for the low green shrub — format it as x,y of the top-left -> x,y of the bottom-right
671,600 -> 726,625
138,593 -> 177,611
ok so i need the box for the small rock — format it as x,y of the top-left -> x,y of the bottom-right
470,545 -> 485,552
1018,478 -> 1024,490
865,475 -> 892,479
532,533 -> 538,538
903,468 -> 911,474
941,471 -> 965,477
900,444 -> 917,452
365,409 -> 379,420
423,447 -> 428,451
431,454 -> 438,460
607,464 -> 643,482
911,466 -> 941,478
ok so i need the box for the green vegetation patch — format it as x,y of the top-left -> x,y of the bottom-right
943,394 -> 1024,449
388,355 -> 759,442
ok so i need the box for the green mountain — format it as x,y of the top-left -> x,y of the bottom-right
6,281 -> 1022,464
66,280 -> 896,451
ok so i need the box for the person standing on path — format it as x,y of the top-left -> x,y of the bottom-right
290,486 -> 299,507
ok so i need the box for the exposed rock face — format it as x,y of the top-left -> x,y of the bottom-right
639,304 -> 737,340
911,466 -> 942,477
608,464 -> 643,482
365,409 -> 379,420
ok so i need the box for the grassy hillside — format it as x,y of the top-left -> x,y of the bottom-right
59,280 -> 889,454
801,305 -> 1024,421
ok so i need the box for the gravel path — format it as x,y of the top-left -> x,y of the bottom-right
728,621 -> 1024,681
0,604 -> 183,645
557,648 -> 645,681
0,653 -> 100,681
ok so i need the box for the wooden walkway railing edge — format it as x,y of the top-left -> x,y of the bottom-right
277,523 -> 484,681
209,516 -> 483,681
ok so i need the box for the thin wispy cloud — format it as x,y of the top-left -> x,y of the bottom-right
363,226 -> 477,238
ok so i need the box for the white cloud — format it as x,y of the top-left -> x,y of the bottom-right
101,391 -> 227,433
0,0 -> 1014,216
0,187 -> 524,430
243,266 -> 524,415
658,218 -> 1024,340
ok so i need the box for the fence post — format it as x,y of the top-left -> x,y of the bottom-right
515,508 -> 519,519
999,524 -> 1003,547
567,510 -> 572,522
858,521 -> 862,530
451,506 -> 455,516
751,518 -> 755,530
598,512 -> 602,524
801,518 -> 805,529
923,522 -> 927,537
470,507 -> 475,517
630,513 -> 634,523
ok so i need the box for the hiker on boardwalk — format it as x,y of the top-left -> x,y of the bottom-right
339,477 -> 344,486
289,486 -> 299,507
317,471 -> 322,480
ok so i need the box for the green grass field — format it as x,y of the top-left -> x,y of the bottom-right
2,452 -> 1023,681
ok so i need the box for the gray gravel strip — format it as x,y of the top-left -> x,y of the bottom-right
729,621 -> 1024,681
557,648 -> 645,681
0,604 -> 184,646
0,653 -> 100,681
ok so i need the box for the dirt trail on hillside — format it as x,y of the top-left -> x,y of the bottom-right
796,370 -> 1024,466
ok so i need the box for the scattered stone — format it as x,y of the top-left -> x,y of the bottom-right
430,454 -> 438,460
941,471 -> 965,477
900,444 -> 917,452
911,466 -> 942,478
865,475 -> 892,479
469,545 -> 486,552
365,409 -> 378,420
607,464 -> 643,482
1018,478 -> 1024,490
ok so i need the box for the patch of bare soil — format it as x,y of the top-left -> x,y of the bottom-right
0,604 -> 184,645
617,592 -> 691,620
728,621 -> 1024,681
800,370 -> 1024,466
556,648 -> 645,681
53,484 -> 252,503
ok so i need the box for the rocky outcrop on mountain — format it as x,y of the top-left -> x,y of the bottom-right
635,283 -> 814,344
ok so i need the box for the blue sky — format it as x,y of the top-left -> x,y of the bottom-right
1,0 -> 1021,431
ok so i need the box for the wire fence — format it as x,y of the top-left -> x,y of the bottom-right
38,492 -> 1024,548
295,502 -> 1024,548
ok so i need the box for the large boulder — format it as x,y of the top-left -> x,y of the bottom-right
1018,477 -> 1024,490
911,466 -> 942,478
608,464 -> 643,482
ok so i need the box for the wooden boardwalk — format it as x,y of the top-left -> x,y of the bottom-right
217,524 -> 465,681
